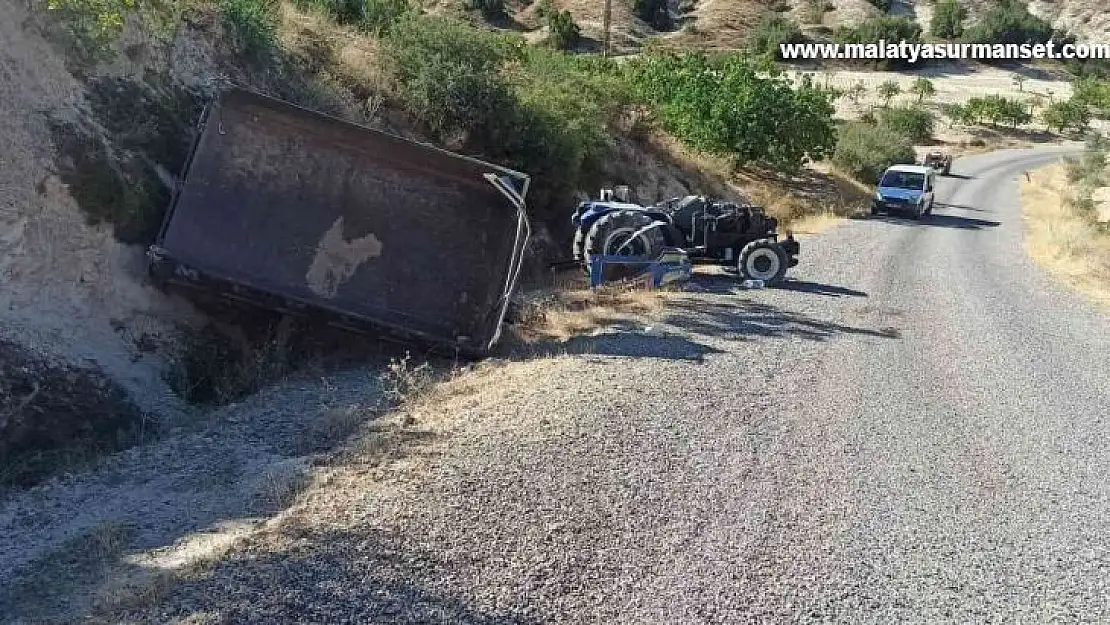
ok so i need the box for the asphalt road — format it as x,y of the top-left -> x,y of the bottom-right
135,147 -> 1110,624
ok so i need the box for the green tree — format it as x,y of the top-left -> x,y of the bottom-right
940,102 -> 970,127
1041,98 -> 1091,134
878,80 -> 901,106
833,122 -> 917,182
1073,77 -> 1110,118
910,77 -> 935,102
628,51 -> 837,170
879,105 -> 934,143
930,0 -> 966,39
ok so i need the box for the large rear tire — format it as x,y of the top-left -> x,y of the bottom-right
738,239 -> 788,284
583,210 -> 666,280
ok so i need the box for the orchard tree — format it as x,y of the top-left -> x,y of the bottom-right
1042,98 -> 1090,134
910,77 -> 935,102
628,51 -> 838,170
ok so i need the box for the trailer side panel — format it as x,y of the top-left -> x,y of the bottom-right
157,89 -> 528,351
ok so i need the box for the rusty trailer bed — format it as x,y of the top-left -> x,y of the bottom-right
149,87 -> 531,356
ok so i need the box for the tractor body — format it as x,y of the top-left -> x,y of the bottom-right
570,191 -> 800,284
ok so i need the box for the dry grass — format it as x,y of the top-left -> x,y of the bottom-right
1021,163 -> 1110,308
508,282 -> 669,343
251,459 -> 312,511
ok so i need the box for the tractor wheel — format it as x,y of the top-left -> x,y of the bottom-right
583,210 -> 666,260
738,239 -> 789,284
583,210 -> 667,281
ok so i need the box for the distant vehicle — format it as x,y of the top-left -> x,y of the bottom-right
922,151 -> 952,175
148,87 -> 531,358
872,164 -> 935,220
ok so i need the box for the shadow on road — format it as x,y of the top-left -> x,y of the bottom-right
853,214 -> 1001,229
942,173 -> 974,180
664,299 -> 901,342
770,280 -> 868,298
559,330 -> 726,362
684,275 -> 867,298
934,202 -> 991,212
106,526 -> 540,625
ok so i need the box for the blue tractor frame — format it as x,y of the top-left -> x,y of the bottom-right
570,192 -> 800,284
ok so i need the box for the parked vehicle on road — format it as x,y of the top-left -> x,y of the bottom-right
923,151 -> 952,176
872,165 -> 935,220
570,188 -> 800,284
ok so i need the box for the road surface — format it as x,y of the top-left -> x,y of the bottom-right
116,147 -> 1110,623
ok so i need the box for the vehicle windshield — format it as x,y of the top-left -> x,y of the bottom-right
879,171 -> 926,190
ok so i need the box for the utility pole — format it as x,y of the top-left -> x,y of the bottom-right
603,0 -> 612,57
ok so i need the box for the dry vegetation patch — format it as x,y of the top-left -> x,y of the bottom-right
508,282 -> 670,343
1021,163 -> 1110,308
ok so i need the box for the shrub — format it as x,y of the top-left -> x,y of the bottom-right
930,0 -> 966,39
750,13 -> 804,57
835,17 -> 922,67
879,105 -> 934,143
220,0 -> 279,58
509,50 -> 635,205
962,0 -> 1055,46
385,17 -> 630,220
547,9 -> 580,50
385,17 -> 518,139
833,122 -> 916,183
836,16 -> 921,45
1041,98 -> 1090,134
39,0 -> 136,67
534,0 -> 552,17
628,52 -> 837,170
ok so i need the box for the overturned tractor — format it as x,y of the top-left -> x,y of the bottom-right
570,188 -> 800,284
